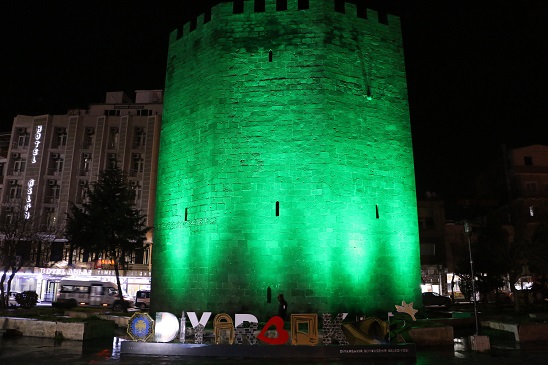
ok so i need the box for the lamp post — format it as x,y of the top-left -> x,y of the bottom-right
464,220 -> 479,336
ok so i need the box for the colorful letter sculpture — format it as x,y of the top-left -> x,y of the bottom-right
290,314 -> 319,346
213,313 -> 235,344
256,316 -> 290,345
322,313 -> 349,345
395,301 -> 418,321
127,312 -> 154,342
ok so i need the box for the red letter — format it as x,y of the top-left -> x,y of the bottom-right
257,316 -> 289,345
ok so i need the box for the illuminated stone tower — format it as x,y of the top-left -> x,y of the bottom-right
152,0 -> 422,318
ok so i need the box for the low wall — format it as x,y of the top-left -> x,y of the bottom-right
481,321 -> 548,342
64,311 -> 129,328
408,326 -> 454,346
0,317 -> 115,340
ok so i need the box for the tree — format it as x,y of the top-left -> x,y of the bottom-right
470,213 -> 548,311
0,201 -> 63,308
65,166 -> 148,312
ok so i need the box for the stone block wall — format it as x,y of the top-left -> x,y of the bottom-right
153,0 -> 421,319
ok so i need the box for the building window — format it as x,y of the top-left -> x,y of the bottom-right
134,127 -> 146,148
77,183 -> 88,204
106,109 -> 121,116
524,156 -> 533,166
45,210 -> 57,228
55,128 -> 67,147
108,127 -> 119,149
14,159 -> 26,175
55,158 -> 64,173
83,127 -> 94,149
80,154 -> 91,175
9,185 -> 22,199
137,109 -> 151,116
133,183 -> 142,204
17,134 -> 29,147
52,184 -> 61,201
132,157 -> 144,176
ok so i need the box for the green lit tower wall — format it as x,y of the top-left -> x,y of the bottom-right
152,0 -> 422,318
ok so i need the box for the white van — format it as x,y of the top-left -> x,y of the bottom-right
54,279 -> 132,310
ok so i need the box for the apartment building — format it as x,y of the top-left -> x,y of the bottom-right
0,90 -> 162,300
475,144 -> 548,240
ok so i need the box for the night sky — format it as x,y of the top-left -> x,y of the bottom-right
2,0 -> 548,206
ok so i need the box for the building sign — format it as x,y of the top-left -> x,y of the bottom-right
40,268 -> 93,276
130,312 -> 345,346
24,179 -> 35,220
32,125 -> 43,163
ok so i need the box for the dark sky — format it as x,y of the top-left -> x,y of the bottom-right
2,1 -> 548,203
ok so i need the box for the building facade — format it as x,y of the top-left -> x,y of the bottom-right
153,0 -> 422,317
0,90 -> 162,301
475,144 -> 548,240
417,196 -> 447,295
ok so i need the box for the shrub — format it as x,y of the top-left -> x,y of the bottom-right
15,291 -> 39,308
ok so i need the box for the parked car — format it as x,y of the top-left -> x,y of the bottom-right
422,292 -> 452,307
135,290 -> 150,310
8,291 -> 20,307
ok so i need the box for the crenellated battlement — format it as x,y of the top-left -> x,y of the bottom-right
170,0 -> 400,43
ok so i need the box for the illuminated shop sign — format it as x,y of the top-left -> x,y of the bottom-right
39,268 -> 93,276
32,125 -> 43,163
24,179 -> 35,220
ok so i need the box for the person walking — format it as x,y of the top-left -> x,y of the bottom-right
277,294 -> 288,320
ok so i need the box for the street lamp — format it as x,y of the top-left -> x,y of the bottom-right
464,220 -> 479,336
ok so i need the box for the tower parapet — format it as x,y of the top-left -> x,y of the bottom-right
170,0 -> 401,43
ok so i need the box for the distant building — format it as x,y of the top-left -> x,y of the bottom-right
0,90 -> 162,300
476,144 -> 548,241
417,195 -> 447,294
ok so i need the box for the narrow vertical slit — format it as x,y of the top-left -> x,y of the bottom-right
276,201 -> 280,216
375,205 -> 379,219
269,49 -> 273,62
185,207 -> 188,221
